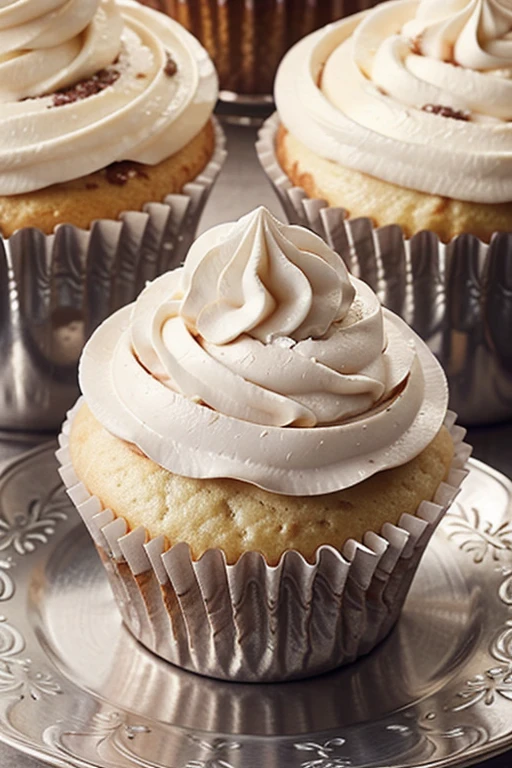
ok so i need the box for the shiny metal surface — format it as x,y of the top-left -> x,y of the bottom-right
0,121 -> 510,768
0,123 -> 226,434
257,114 -> 512,426
0,449 -> 509,767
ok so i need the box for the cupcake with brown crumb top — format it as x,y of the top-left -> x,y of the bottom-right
0,0 -> 221,235
0,0 -> 224,430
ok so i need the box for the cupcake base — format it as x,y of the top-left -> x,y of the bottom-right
0,121 -> 216,238
274,124 -> 512,244
57,401 -> 469,682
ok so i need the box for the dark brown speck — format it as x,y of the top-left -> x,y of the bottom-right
422,104 -> 470,121
51,68 -> 120,107
164,52 -> 178,77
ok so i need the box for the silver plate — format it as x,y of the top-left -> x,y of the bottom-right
0,447 -> 510,768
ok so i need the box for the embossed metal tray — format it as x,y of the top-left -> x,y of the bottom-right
0,446 -> 510,768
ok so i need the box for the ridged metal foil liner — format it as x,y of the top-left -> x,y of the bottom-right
0,121 -> 226,433
257,113 -> 512,426
139,0 -> 380,100
57,400 -> 470,683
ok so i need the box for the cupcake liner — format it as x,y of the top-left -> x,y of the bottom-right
257,113 -> 512,425
56,400 -> 470,683
0,120 -> 226,433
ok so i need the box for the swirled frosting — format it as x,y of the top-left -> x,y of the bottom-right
0,0 -> 217,194
275,0 -> 512,203
79,208 -> 448,495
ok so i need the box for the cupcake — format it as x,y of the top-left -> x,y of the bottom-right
257,0 -> 512,425
259,0 -> 512,243
137,0 -> 381,99
0,0 -> 220,234
0,0 -> 225,430
57,207 -> 470,681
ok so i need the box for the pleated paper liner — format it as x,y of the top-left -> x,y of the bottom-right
256,112 -> 512,426
57,399 -> 470,683
0,120 -> 226,432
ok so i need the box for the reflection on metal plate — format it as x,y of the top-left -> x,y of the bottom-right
0,446 -> 509,768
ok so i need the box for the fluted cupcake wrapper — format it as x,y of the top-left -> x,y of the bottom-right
56,400 -> 470,683
257,112 -> 512,426
0,120 -> 226,433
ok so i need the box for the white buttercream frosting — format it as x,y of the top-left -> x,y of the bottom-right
0,0 -> 217,194
79,208 -> 448,495
275,0 -> 512,203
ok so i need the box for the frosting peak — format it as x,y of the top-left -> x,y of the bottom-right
80,208 -> 449,495
180,207 -> 355,345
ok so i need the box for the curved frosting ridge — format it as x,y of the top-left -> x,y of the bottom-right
80,208 -> 449,495
0,0 -> 122,100
404,0 -> 512,70
275,0 -> 512,203
180,206 -> 355,344
0,0 -> 217,194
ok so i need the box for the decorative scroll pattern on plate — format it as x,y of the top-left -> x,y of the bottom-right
185,736 -> 241,768
294,738 -> 351,768
0,483 -> 68,556
0,616 -> 61,700
445,503 -> 512,564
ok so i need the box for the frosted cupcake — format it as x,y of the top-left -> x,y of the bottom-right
0,0 -> 224,430
0,0 -> 221,234
259,0 -> 512,243
58,207 -> 469,681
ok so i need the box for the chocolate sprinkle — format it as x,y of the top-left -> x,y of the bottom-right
422,104 -> 470,121
410,36 -> 422,55
85,182 -> 99,190
51,68 -> 120,107
164,52 -> 178,77
105,161 -> 149,186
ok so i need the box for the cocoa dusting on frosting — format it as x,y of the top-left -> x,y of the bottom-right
52,68 -> 120,107
105,161 -> 149,186
164,52 -> 178,77
422,104 -> 470,121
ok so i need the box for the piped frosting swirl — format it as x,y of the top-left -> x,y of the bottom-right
79,208 -> 448,495
403,0 -> 512,70
275,0 -> 512,203
0,0 -> 123,101
0,0 -> 217,194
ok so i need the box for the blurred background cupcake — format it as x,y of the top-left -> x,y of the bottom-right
0,0 -> 225,432
137,0 -> 381,105
257,0 -> 512,424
